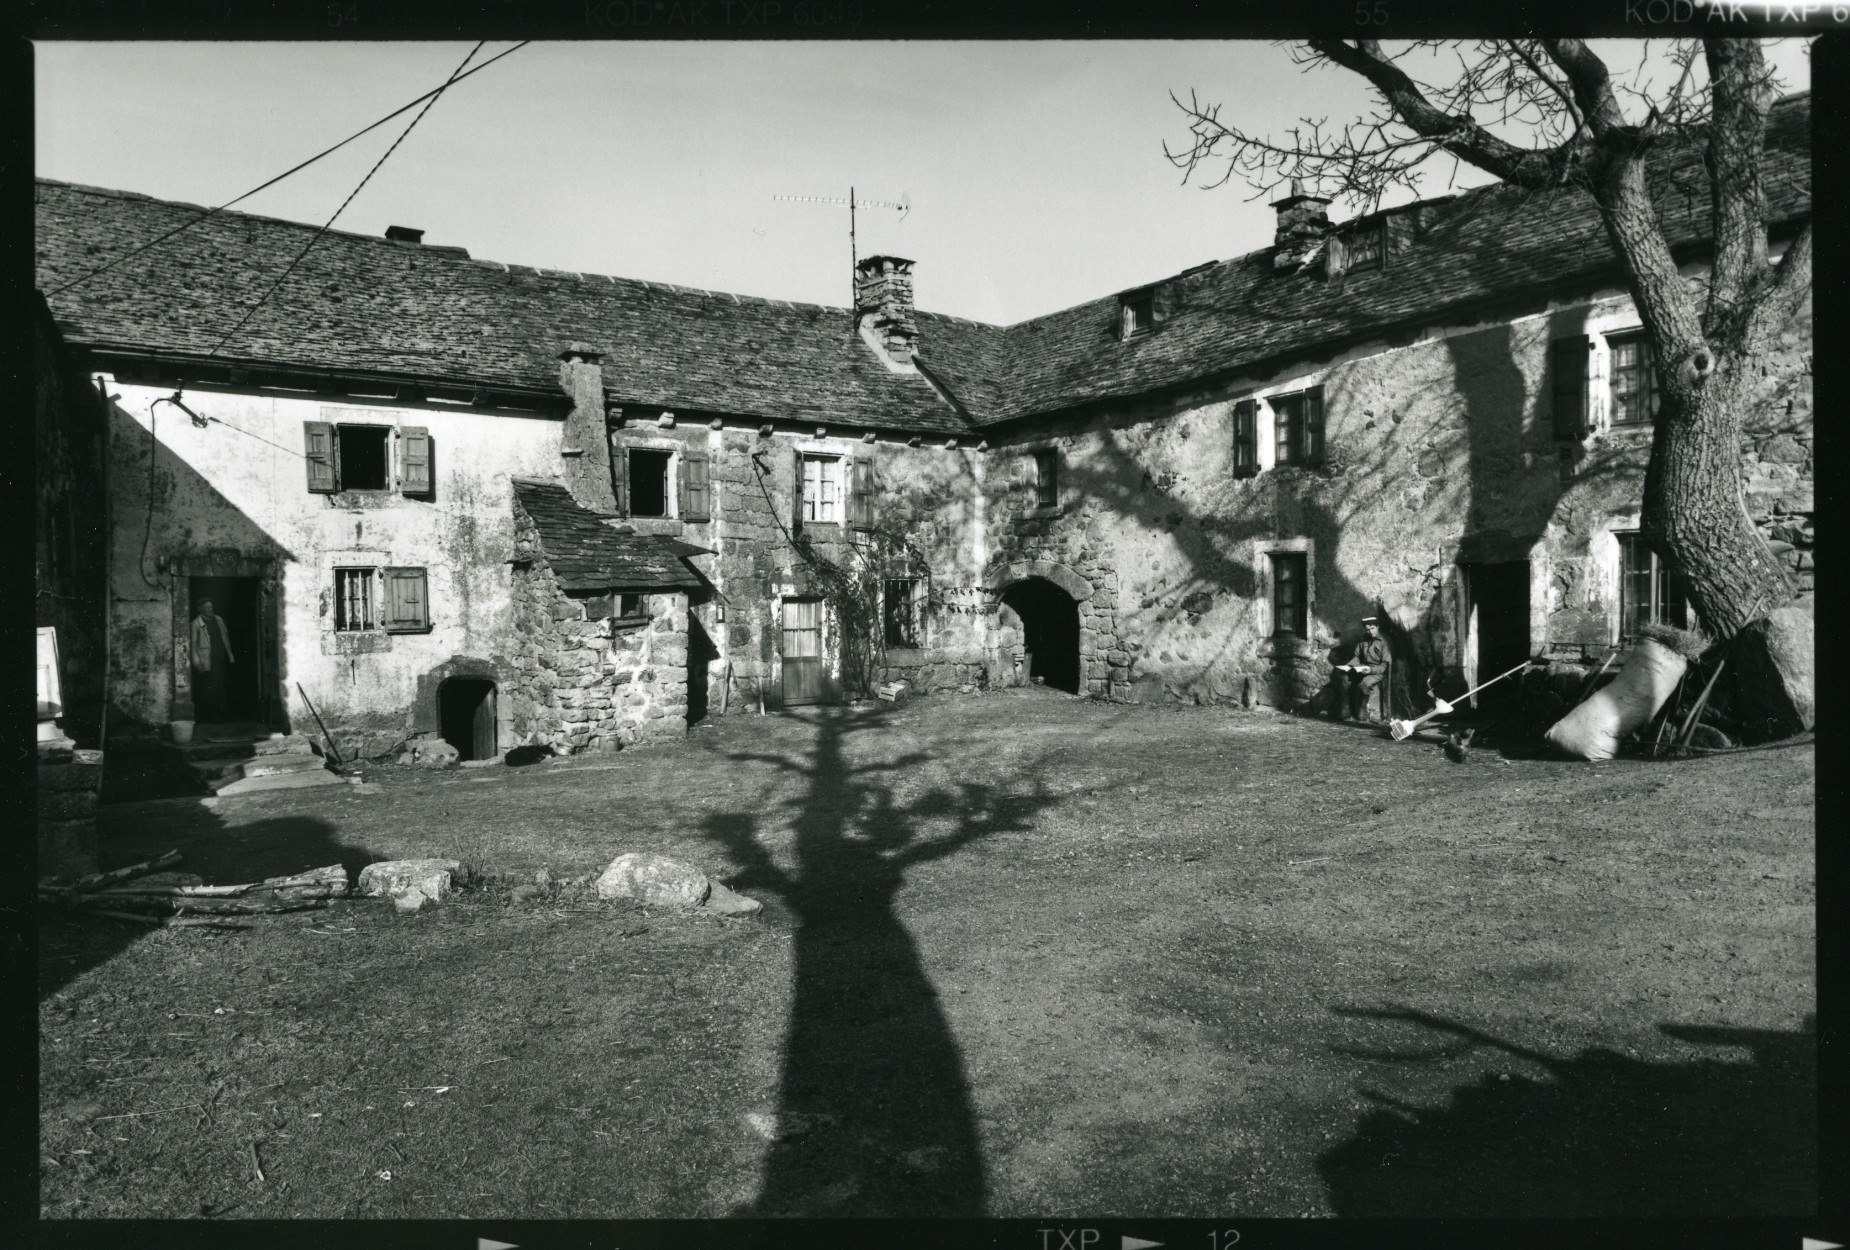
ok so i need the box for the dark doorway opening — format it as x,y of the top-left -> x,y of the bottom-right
187,576 -> 265,727
688,609 -> 719,724
1464,561 -> 1530,713
1001,577 -> 1081,694
439,677 -> 498,761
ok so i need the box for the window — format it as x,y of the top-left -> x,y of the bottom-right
618,593 -> 645,619
628,449 -> 672,517
1271,387 -> 1325,468
801,454 -> 841,525
1607,332 -> 1658,426
333,566 -> 430,634
1343,223 -> 1385,270
1618,533 -> 1689,643
883,578 -> 923,648
1271,553 -> 1308,636
1121,291 -> 1155,337
1031,448 -> 1059,508
1233,400 -> 1258,478
303,422 -> 432,496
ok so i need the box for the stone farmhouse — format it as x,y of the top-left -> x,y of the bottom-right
34,94 -> 1811,763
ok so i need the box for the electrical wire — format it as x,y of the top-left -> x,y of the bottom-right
204,41 -> 487,361
45,42 -> 529,299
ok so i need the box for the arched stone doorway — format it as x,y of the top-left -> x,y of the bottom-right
438,676 -> 498,761
999,577 -> 1082,694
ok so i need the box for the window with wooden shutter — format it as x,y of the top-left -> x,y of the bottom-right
305,421 -> 338,493
1305,387 -> 1325,466
399,427 -> 432,497
1233,400 -> 1258,478
608,428 -> 629,515
1271,387 -> 1326,468
382,567 -> 431,633
847,456 -> 876,530
680,446 -> 711,522
1553,336 -> 1591,440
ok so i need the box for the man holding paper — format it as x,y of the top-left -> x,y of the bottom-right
1334,615 -> 1390,722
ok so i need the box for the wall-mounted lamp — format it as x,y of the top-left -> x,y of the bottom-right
156,390 -> 210,428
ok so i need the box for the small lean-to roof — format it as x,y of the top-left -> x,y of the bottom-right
510,478 -> 710,592
34,181 -> 973,436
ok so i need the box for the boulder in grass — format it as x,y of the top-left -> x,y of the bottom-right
595,852 -> 710,908
703,881 -> 763,917
358,858 -> 462,902
396,738 -> 460,768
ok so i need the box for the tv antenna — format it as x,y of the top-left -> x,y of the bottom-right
773,187 -> 910,309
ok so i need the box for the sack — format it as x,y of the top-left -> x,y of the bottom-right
1543,638 -> 1687,761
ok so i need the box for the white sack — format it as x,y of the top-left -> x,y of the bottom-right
1544,637 -> 1687,761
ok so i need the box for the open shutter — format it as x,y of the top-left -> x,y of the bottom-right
847,455 -> 876,530
1305,387 -> 1326,465
680,446 -> 711,522
1233,400 -> 1257,478
608,433 -> 629,516
382,567 -> 430,633
1553,336 -> 1591,440
304,421 -> 338,493
794,446 -> 807,528
399,427 -> 432,497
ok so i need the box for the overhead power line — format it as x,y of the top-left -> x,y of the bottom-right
45,41 -> 530,298
203,42 -> 486,360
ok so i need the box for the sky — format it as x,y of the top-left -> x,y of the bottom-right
36,39 -> 1813,326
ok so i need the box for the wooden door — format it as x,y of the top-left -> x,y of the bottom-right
473,684 -> 497,760
781,598 -> 825,706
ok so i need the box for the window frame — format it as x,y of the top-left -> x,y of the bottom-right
626,447 -> 675,518
1269,386 -> 1326,469
1121,290 -> 1155,338
882,577 -> 924,649
1616,532 -> 1690,644
331,565 -> 431,634
1270,551 -> 1309,637
335,424 -> 393,492
800,452 -> 843,527
1606,330 -> 1659,427
1031,447 -> 1060,509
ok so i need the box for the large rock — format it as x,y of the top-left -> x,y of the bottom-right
1731,601 -> 1814,742
703,881 -> 763,917
359,858 -> 462,902
397,738 -> 460,768
595,852 -> 711,908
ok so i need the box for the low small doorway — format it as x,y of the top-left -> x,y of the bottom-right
1001,577 -> 1081,694
439,677 -> 498,761
1463,560 -> 1531,713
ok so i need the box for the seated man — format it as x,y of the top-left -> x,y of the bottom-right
1333,615 -> 1390,722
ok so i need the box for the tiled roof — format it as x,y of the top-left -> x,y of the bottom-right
920,92 -> 1812,426
511,478 -> 711,592
35,183 -> 972,436
36,95 -> 1807,433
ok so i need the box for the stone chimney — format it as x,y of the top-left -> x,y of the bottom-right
557,343 -> 617,513
855,255 -> 918,368
1271,180 -> 1332,272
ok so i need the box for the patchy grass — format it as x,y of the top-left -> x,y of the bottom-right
41,692 -> 1815,1218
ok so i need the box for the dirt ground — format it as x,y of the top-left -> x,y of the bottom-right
39,690 -> 1816,1219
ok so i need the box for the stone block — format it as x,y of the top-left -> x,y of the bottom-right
39,761 -> 103,793
595,852 -> 711,908
359,858 -> 462,902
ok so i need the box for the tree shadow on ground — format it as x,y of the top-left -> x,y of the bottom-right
699,703 -> 1056,1216
40,810 -> 360,1000
1317,1005 -> 1817,1217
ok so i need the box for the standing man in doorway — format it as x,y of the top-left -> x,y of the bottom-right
1338,614 -> 1391,723
191,598 -> 236,724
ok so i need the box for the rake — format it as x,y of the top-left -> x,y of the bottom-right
1388,659 -> 1535,742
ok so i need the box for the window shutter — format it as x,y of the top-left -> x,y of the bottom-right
399,427 -> 432,497
1306,388 -> 1326,465
382,567 -> 430,633
304,421 -> 338,493
794,446 -> 806,527
848,455 -> 876,530
1233,400 -> 1257,478
608,433 -> 629,516
1553,336 -> 1591,440
680,446 -> 711,522
1150,281 -> 1174,326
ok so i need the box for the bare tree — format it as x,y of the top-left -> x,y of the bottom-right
1170,39 -> 1812,732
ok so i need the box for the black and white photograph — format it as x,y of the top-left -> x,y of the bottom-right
27,10 -> 1826,1244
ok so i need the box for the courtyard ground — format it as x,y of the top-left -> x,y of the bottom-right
38,690 -> 1815,1219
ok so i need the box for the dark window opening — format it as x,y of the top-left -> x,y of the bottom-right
1032,448 -> 1059,508
1271,553 -> 1308,636
1344,223 -> 1385,269
1618,533 -> 1690,642
337,425 -> 390,491
884,578 -> 922,648
629,449 -> 672,517
1608,332 -> 1658,426
1122,292 -> 1154,337
619,593 -> 646,619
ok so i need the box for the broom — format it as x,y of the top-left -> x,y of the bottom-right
1389,658 -> 1535,742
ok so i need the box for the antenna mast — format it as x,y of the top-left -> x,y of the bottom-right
772,188 -> 909,314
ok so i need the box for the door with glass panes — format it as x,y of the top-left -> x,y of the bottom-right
781,598 -> 825,706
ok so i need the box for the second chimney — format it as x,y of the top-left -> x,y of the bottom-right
1271,180 -> 1332,272
855,255 -> 918,366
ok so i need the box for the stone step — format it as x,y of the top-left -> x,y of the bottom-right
212,768 -> 347,797
236,753 -> 331,779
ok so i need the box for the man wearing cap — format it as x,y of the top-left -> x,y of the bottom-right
1335,615 -> 1391,722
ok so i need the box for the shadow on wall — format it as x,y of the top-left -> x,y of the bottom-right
105,398 -> 297,741
1316,1005 -> 1817,1217
698,704 -> 1057,1216
40,808 -> 363,1000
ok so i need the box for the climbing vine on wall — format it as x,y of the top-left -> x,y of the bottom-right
790,526 -> 931,699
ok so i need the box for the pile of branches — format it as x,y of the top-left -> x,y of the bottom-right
39,851 -> 351,927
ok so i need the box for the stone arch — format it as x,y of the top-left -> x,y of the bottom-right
983,559 -> 1093,603
992,572 -> 1086,695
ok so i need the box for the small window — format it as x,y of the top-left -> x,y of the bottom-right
334,567 -> 379,632
1343,223 -> 1384,270
1607,332 -> 1658,426
1271,553 -> 1308,637
1121,291 -> 1155,337
618,593 -> 646,619
883,578 -> 923,648
1271,387 -> 1325,468
628,449 -> 673,518
334,566 -> 431,633
337,425 -> 391,491
1618,533 -> 1689,642
801,454 -> 841,525
1031,448 -> 1059,508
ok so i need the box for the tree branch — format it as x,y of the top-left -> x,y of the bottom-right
1704,38 -> 1776,332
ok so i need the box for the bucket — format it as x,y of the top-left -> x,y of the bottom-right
170,719 -> 195,745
